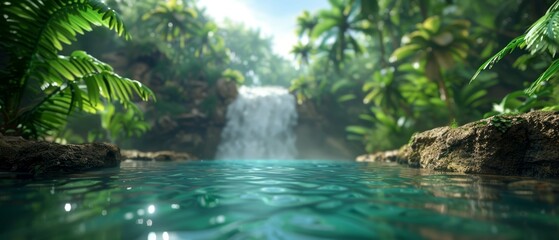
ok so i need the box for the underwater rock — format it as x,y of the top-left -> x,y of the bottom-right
121,149 -> 195,161
0,136 -> 120,176
358,111 -> 559,178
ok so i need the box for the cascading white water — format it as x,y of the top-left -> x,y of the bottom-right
216,86 -> 298,159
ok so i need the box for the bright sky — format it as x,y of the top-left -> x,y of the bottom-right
197,0 -> 329,59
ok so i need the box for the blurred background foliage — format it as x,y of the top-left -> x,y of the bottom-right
3,0 -> 559,156
46,0 -> 300,149
290,0 -> 559,153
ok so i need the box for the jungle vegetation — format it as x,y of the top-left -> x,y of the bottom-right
291,0 -> 559,152
1,0 -> 559,155
0,0 -> 155,140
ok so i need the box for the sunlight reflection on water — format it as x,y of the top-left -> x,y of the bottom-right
0,160 -> 558,239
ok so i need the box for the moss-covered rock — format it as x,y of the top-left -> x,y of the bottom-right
358,111 -> 559,178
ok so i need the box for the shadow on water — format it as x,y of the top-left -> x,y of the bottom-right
1,160 -> 558,239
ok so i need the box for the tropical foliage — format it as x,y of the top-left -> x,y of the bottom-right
291,0 -> 557,152
37,0 -> 300,152
0,0 -> 154,139
311,0 -> 367,71
472,0 -> 559,114
3,0 -> 557,157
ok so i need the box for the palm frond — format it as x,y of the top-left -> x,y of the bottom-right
311,19 -> 338,39
33,50 -> 155,106
526,58 -> 559,94
471,35 -> 526,81
1,0 -> 128,61
0,0 -> 155,138
472,1 -> 559,85
525,1 -> 559,55
295,11 -> 318,37
18,86 -> 97,138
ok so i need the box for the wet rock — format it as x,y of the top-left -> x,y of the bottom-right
121,149 -> 195,161
358,111 -> 559,177
216,78 -> 238,104
177,109 -> 207,123
0,136 -> 120,176
356,150 -> 406,164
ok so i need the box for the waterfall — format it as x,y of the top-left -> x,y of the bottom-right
216,86 -> 298,159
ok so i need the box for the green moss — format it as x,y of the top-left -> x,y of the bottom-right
488,115 -> 525,133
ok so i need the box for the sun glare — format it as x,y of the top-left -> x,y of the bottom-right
198,0 -> 296,58
198,0 -> 267,31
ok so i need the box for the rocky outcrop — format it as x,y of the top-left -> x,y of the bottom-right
121,149 -> 195,161
356,150 -> 405,164
126,78 -> 236,159
357,111 -> 559,177
101,51 -> 238,160
216,78 -> 239,105
0,135 -> 120,176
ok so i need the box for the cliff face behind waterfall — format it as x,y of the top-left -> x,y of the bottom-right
216,86 -> 298,159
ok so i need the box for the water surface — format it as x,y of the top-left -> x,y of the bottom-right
1,160 -> 558,239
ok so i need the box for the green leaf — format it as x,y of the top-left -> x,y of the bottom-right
346,126 -> 369,135
471,35 -> 526,82
337,94 -> 356,102
525,3 -> 559,55
526,58 -> 559,94
311,19 -> 338,39
50,59 -> 75,80
390,44 -> 422,62
331,79 -> 352,93
422,16 -> 441,34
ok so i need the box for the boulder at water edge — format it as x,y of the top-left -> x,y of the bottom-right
357,111 -> 559,177
121,149 -> 195,161
0,136 -> 120,176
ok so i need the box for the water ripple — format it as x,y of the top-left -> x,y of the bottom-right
0,160 -> 558,239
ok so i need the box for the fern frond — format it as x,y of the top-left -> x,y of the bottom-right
472,0 -> 559,99
19,86 -> 96,138
525,1 -> 559,55
526,58 -> 559,94
0,0 -> 155,138
471,35 -> 526,81
0,0 -> 129,80
33,51 -> 155,106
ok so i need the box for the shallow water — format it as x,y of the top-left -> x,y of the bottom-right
1,160 -> 558,240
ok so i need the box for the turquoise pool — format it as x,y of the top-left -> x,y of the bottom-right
1,160 -> 558,239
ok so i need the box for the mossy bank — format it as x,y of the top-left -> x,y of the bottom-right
358,111 -> 559,178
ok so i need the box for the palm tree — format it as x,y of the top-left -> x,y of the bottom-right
0,0 -> 155,138
312,0 -> 368,71
141,0 -> 200,47
296,10 -> 318,38
291,42 -> 314,66
390,16 -> 470,113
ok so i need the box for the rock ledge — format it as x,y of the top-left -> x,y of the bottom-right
121,149 -> 195,161
0,136 -> 120,176
357,111 -> 559,178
